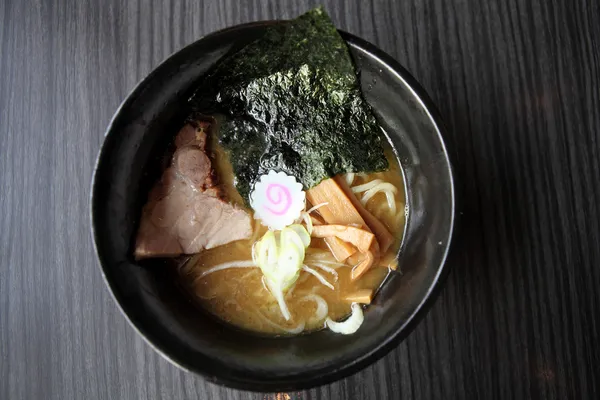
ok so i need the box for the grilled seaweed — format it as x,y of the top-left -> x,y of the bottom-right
190,7 -> 388,203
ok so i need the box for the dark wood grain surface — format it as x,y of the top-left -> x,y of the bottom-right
1,0 -> 599,398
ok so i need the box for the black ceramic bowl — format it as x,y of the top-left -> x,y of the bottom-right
91,22 -> 455,391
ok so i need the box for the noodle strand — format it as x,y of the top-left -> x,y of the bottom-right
199,260 -> 256,278
302,265 -> 334,290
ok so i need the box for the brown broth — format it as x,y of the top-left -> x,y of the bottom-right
178,146 -> 406,335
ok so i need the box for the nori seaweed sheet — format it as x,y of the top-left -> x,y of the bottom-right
190,7 -> 388,204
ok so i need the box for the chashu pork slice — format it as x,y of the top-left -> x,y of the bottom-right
134,122 -> 252,259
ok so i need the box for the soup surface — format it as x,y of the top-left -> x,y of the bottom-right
133,8 -> 408,337
179,143 -> 406,335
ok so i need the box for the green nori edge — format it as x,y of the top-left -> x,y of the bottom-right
189,7 -> 388,204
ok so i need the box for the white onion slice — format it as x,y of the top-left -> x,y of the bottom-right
345,173 -> 355,185
301,211 -> 314,235
287,224 -> 311,247
199,260 -> 256,278
304,259 -> 345,269
311,263 -> 338,275
325,303 -> 364,334
285,280 -> 298,298
254,309 -> 305,334
309,261 -> 345,268
263,277 -> 292,321
300,294 -> 329,322
306,202 -> 329,214
304,252 -> 346,266
302,265 -> 334,290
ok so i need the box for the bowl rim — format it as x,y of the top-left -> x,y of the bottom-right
90,20 -> 456,391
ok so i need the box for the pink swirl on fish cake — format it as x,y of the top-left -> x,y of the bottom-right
250,171 -> 306,230
265,183 -> 292,216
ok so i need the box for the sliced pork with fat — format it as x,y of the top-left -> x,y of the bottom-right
135,122 -> 252,259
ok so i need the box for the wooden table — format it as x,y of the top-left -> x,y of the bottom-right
1,0 -> 599,398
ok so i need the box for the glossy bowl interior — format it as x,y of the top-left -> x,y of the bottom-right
91,22 -> 455,391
